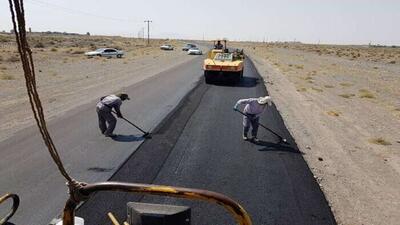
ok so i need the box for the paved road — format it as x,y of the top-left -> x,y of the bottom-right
77,59 -> 336,225
0,56 -> 204,225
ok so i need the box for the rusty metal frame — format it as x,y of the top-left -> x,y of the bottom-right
0,193 -> 20,225
63,182 -> 252,225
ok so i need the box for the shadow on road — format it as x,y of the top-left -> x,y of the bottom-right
87,167 -> 114,172
4,223 -> 16,225
211,77 -> 259,88
254,140 -> 303,154
111,134 -> 144,142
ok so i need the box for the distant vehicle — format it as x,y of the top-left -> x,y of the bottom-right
85,48 -> 124,58
188,47 -> 203,55
182,43 -> 197,51
160,44 -> 174,50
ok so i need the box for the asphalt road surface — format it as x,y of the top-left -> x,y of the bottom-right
77,59 -> 336,225
0,56 -> 204,225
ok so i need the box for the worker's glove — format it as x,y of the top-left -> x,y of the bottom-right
117,113 -> 123,118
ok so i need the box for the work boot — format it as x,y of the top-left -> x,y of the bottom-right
251,137 -> 259,142
242,135 -> 248,141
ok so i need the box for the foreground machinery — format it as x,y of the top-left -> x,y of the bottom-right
203,40 -> 245,84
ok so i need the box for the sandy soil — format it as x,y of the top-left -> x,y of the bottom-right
0,33 -> 197,142
232,42 -> 400,225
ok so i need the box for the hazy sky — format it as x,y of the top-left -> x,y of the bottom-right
1,0 -> 399,45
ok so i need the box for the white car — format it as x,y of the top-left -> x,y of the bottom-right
188,47 -> 202,55
85,48 -> 124,58
160,44 -> 174,50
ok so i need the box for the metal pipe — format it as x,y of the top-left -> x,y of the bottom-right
107,212 -> 121,225
63,182 -> 252,225
0,193 -> 20,225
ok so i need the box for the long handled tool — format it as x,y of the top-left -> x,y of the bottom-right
112,111 -> 151,138
235,109 -> 288,143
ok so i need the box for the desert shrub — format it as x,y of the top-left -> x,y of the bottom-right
359,89 -> 375,98
340,82 -> 353,87
0,55 -> 3,62
309,70 -> 317,75
389,60 -> 396,64
34,42 -> 45,48
297,87 -> 307,92
338,94 -> 355,98
324,85 -> 334,88
0,73 -> 14,80
72,50 -> 84,54
0,35 -> 10,42
111,45 -> 122,50
327,111 -> 340,117
295,64 -> 304,69
7,55 -> 19,62
368,138 -> 391,146
311,87 -> 323,92
89,43 -> 97,50
304,76 -> 313,80
51,48 -> 58,52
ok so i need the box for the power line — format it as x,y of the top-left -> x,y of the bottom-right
144,20 -> 152,45
26,0 -> 140,23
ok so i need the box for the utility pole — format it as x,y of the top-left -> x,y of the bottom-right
144,20 -> 152,45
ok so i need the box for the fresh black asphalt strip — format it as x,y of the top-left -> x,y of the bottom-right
77,58 -> 336,225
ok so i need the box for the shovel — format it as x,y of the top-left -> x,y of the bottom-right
235,109 -> 288,143
112,111 -> 151,138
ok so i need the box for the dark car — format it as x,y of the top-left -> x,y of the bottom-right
182,43 -> 197,51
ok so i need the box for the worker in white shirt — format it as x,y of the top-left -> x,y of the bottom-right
233,96 -> 272,141
96,93 -> 130,137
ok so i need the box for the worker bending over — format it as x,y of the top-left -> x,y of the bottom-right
233,96 -> 272,141
96,93 -> 130,137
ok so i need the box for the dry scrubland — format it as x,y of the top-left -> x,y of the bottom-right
233,42 -> 400,225
0,33 -> 188,141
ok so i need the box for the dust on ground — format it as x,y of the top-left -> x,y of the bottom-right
233,42 -> 400,225
0,33 -> 193,142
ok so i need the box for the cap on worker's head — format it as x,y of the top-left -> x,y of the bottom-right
117,93 -> 130,100
257,96 -> 272,105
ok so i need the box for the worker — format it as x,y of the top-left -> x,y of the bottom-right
96,93 -> 130,137
215,40 -> 223,49
233,96 -> 272,141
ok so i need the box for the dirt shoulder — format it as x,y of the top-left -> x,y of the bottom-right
234,42 -> 400,225
0,34 -> 199,142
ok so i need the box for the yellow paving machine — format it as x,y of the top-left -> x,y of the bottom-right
203,40 -> 245,83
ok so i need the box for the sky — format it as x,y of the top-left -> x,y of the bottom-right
1,0 -> 399,45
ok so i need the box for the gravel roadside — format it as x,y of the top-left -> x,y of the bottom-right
237,44 -> 400,225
